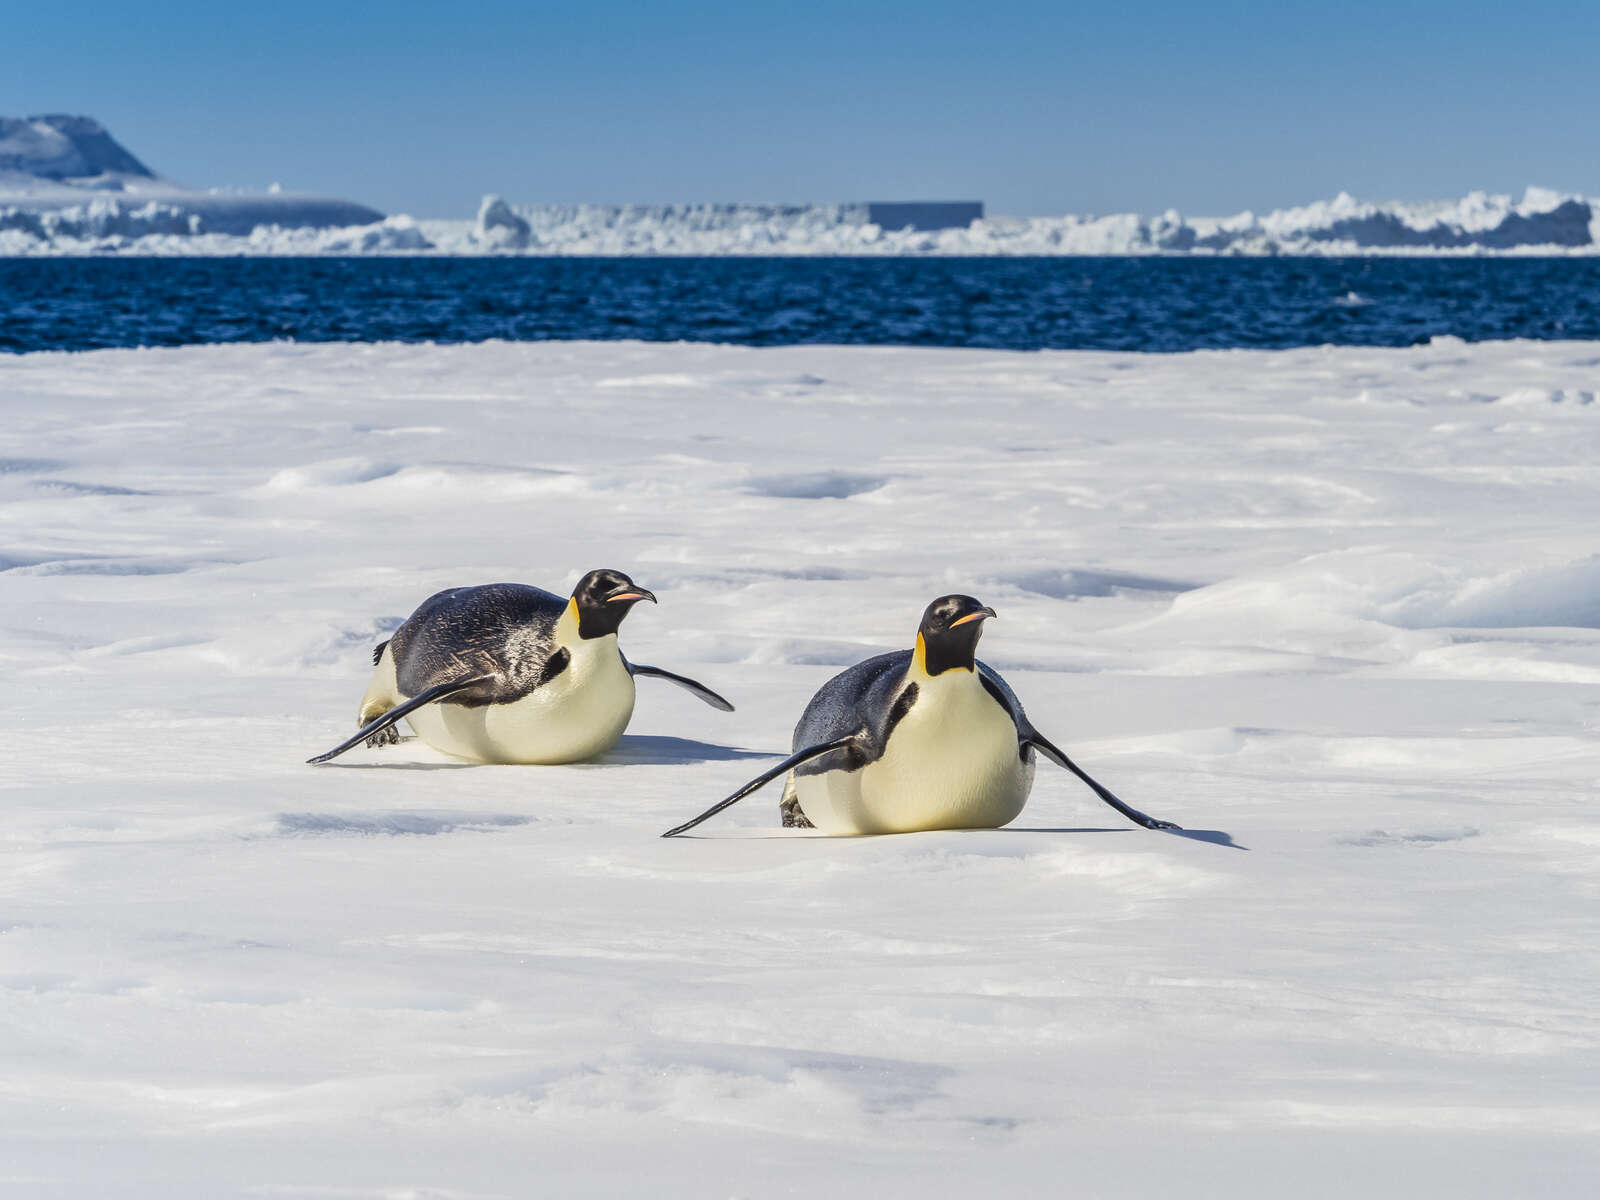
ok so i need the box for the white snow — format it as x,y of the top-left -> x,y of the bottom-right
4,337 -> 1600,1196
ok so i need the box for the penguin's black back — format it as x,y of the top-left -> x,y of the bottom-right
389,583 -> 567,702
790,651 -> 1029,777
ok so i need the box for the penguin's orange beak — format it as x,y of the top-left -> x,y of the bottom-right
950,606 -> 996,627
608,589 -> 657,604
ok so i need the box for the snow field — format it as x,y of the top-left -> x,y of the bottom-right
2,338 -> 1599,1196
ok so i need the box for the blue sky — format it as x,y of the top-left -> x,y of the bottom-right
7,0 -> 1599,218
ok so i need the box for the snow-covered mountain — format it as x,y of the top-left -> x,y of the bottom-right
0,112 -> 156,181
0,114 -> 386,239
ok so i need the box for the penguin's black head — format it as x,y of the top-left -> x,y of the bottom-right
916,594 -> 997,676
571,568 -> 656,639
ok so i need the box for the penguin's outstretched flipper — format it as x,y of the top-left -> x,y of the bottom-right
1026,732 -> 1180,831
662,736 -> 858,837
308,676 -> 495,765
629,663 -> 735,712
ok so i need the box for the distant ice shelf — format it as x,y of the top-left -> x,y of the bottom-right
449,188 -> 1600,257
5,187 -> 1598,257
2,115 -> 1599,256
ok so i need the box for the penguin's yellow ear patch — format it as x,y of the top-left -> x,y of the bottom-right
913,632 -> 928,677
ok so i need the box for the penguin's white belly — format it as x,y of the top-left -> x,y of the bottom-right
405,640 -> 636,764
796,675 -> 1034,835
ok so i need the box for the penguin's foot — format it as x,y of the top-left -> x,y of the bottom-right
364,724 -> 401,750
780,795 -> 814,829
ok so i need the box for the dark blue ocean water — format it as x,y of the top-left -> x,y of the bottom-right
2,256 -> 1598,354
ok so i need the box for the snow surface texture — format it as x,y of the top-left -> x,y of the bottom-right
4,339 -> 1600,1197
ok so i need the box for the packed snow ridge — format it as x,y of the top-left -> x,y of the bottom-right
3,115 -> 1599,255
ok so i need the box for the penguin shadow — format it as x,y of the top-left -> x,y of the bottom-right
311,735 -> 474,770
1002,826 -> 1139,835
673,825 -> 1249,847
311,734 -> 770,769
1168,828 -> 1248,850
315,760 -> 477,771
274,811 -> 532,837
590,734 -> 776,767
995,827 -> 1247,849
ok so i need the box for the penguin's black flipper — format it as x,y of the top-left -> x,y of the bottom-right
307,676 -> 495,765
662,736 -> 858,837
629,663 -> 735,712
1026,732 -> 1181,831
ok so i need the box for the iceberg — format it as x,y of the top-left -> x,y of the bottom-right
2,116 -> 1597,256
0,114 -> 386,246
440,189 -> 1596,256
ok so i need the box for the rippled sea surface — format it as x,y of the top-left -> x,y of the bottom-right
3,256 -> 1598,353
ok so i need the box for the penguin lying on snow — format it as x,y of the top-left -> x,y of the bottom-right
662,594 -> 1178,837
309,569 -> 733,765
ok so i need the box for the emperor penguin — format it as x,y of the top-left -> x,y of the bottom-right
309,568 -> 733,765
662,594 -> 1178,836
